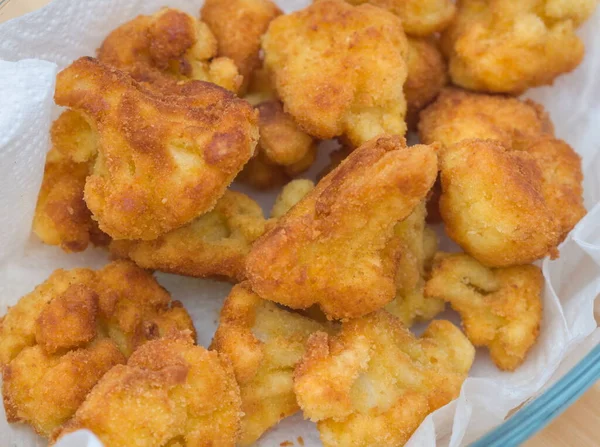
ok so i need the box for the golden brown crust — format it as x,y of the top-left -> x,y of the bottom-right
211,282 -> 328,446
439,139 -> 561,267
293,311 -> 474,447
246,135 -> 438,320
344,0 -> 456,36
425,252 -> 543,370
110,191 -> 266,282
53,334 -> 241,446
262,0 -> 409,147
441,0 -> 594,94
201,0 -> 282,92
98,8 -> 242,92
270,179 -> 316,219
55,57 -> 259,240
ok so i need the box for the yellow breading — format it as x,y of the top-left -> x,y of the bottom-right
211,282 -> 330,446
110,191 -> 266,282
244,64 -> 278,106
425,253 -> 543,371
53,334 -> 241,447
246,136 -> 438,320
0,261 -> 195,437
344,0 -> 456,36
293,311 -> 474,447
439,139 -> 561,267
262,0 -> 409,147
385,202 -> 445,326
55,57 -> 258,240
441,0 -> 597,94
404,37 -> 448,130
270,179 -> 316,219
98,8 -> 241,92
33,112 -> 109,252
201,0 -> 282,92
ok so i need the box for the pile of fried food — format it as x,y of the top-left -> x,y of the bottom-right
0,0 -> 593,445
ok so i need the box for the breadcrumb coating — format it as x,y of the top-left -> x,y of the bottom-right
54,333 -> 241,446
211,282 -> 329,445
246,135 -> 438,320
98,8 -> 242,92
441,0 -> 597,93
262,0 -> 409,147
110,191 -> 266,282
270,179 -> 316,219
425,252 -> 543,370
294,311 -> 474,447
55,57 -> 258,240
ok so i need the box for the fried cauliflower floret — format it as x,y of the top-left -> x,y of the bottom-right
425,252 -> 543,370
53,334 -> 241,447
244,64 -> 278,106
418,88 -> 554,149
201,0 -> 282,93
3,339 -> 125,437
441,0 -> 597,94
294,311 -> 474,447
98,8 -> 241,92
404,37 -> 447,129
110,191 -> 266,282
262,0 -> 409,147
33,112 -> 109,252
211,282 -> 329,445
439,139 -> 561,267
246,135 -> 438,320
55,57 -> 259,240
344,0 -> 456,36
385,202 -> 444,326
270,179 -> 316,218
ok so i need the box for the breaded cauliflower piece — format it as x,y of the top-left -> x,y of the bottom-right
246,135 -> 438,320
33,112 -> 109,252
294,311 -> 474,447
0,261 -> 195,437
425,252 -> 543,370
110,191 -> 266,282
55,57 -> 259,240
441,0 -> 597,94
404,37 -> 448,129
438,139 -> 561,267
243,64 -> 278,106
53,334 -> 241,447
262,0 -> 409,147
201,0 -> 282,92
270,179 -> 316,218
344,0 -> 456,36
385,202 -> 445,326
98,8 -> 242,92
211,282 -> 329,445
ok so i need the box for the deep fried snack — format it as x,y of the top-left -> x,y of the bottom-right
439,139 -> 561,267
53,334 -> 241,447
211,282 -> 329,446
425,252 -> 543,370
344,0 -> 456,36
270,179 -> 316,218
244,64 -> 278,106
262,0 -> 409,147
418,88 -> 554,149
441,0 -> 597,94
55,57 -> 259,240
201,0 -> 282,92
404,37 -> 447,130
294,311 -> 474,447
110,191 -> 266,282
246,135 -> 438,320
33,112 -> 109,252
385,202 -> 445,326
98,8 -> 241,92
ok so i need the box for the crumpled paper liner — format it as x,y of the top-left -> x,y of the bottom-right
0,1 -> 598,446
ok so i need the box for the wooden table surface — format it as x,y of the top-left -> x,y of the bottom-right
1,0 -> 598,446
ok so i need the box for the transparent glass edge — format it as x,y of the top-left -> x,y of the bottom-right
470,343 -> 600,447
